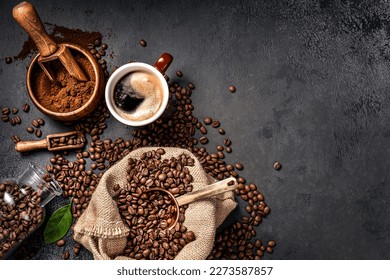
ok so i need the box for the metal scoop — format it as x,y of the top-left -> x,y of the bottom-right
13,1 -> 88,83
15,131 -> 86,153
145,177 -> 237,230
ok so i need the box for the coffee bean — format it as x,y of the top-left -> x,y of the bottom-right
63,251 -> 70,259
5,57 -> 12,64
200,126 -> 207,135
14,116 -> 21,124
12,135 -> 21,143
267,240 -> 276,247
2,108 -> 10,115
199,136 -> 209,144
218,128 -> 225,135
229,85 -> 236,93
35,129 -> 42,138
37,118 -> 45,126
12,108 -> 18,114
225,146 -> 232,153
235,163 -> 244,170
89,48 -> 97,54
273,161 -> 281,170
176,71 -> 183,77
56,239 -> 65,247
32,120 -> 39,128
223,138 -> 232,146
211,120 -> 220,128
1,115 -> 9,122
73,247 -> 80,256
22,103 -> 30,112
139,39 -> 147,47
188,83 -> 195,90
101,43 -> 108,50
204,117 -> 212,125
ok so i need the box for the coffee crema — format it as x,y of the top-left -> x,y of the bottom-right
113,71 -> 163,121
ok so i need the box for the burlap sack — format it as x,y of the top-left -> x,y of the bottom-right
73,147 -> 237,260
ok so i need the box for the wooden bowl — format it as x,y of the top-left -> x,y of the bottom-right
26,43 -> 105,122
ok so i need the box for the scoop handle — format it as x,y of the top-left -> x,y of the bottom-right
15,139 -> 48,153
176,178 -> 237,206
13,1 -> 58,57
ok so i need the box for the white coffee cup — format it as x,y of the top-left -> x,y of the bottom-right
105,53 -> 173,126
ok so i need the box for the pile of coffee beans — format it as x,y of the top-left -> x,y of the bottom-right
49,133 -> 86,149
0,181 -> 43,259
113,149 -> 195,260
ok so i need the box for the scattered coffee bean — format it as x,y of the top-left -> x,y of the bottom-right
211,120 -> 220,128
223,138 -> 232,146
11,108 -> 18,114
35,129 -> 42,138
5,57 -> 12,64
63,251 -> 70,260
32,120 -> 39,128
139,39 -> 147,47
101,43 -> 108,50
273,161 -> 281,170
267,240 -> 276,247
229,85 -> 236,93
56,239 -> 65,247
176,71 -> 183,77
11,135 -> 21,143
204,117 -> 212,125
235,163 -> 244,170
22,103 -> 30,112
200,126 -> 207,135
1,115 -> 9,122
218,128 -> 225,135
2,108 -> 10,115
225,146 -> 232,153
199,136 -> 209,144
14,116 -> 21,124
26,127 -> 34,133
73,246 -> 80,256
10,118 -> 16,126
188,82 -> 195,90
37,118 -> 45,126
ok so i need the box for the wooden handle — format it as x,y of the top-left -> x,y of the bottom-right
153,53 -> 173,74
15,139 -> 48,153
13,1 -> 58,57
176,178 -> 237,206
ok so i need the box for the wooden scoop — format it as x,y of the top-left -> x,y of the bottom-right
13,1 -> 88,83
145,177 -> 237,230
15,131 -> 86,153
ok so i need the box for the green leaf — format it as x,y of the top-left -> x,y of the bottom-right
44,200 -> 73,244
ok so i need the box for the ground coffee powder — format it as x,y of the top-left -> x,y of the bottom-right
31,53 -> 95,113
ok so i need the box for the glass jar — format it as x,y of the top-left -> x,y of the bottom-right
0,164 -> 62,259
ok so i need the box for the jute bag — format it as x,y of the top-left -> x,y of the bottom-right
73,147 -> 237,260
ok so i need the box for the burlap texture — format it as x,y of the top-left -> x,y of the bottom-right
73,147 -> 237,260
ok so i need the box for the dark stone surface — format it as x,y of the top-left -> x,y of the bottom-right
1,0 -> 390,260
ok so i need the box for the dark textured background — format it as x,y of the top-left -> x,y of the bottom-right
1,0 -> 390,260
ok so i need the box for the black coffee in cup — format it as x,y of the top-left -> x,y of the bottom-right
113,71 -> 163,121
